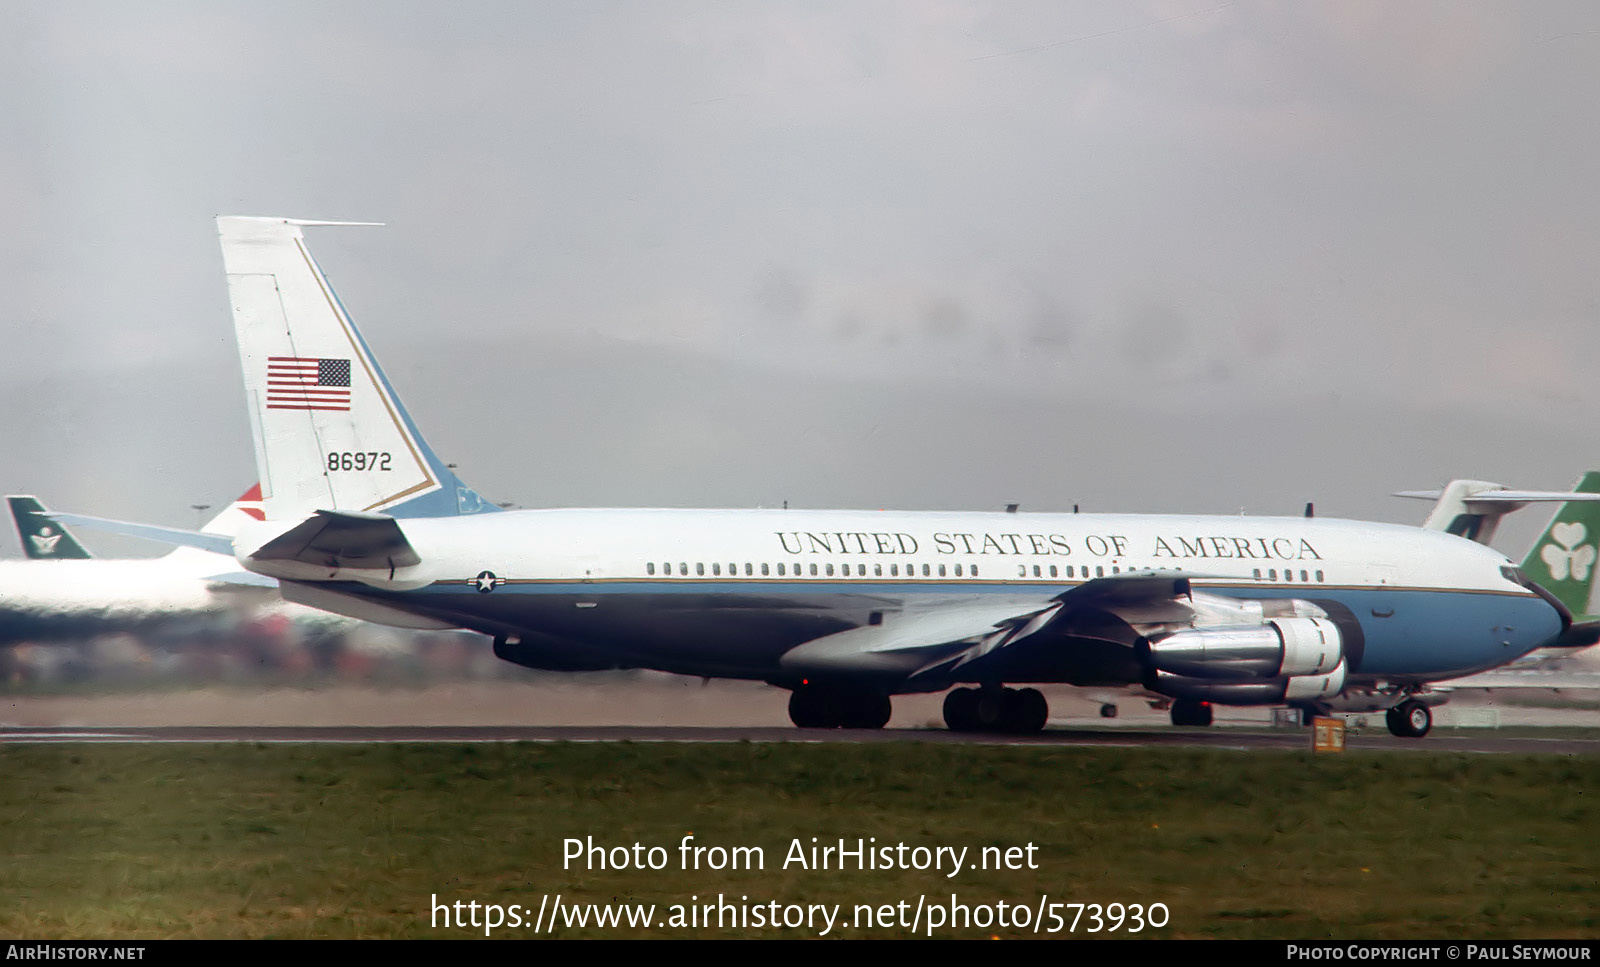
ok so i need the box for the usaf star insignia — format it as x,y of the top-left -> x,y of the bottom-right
471,570 -> 505,593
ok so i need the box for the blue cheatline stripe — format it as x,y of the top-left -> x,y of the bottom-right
407,578 -> 1532,598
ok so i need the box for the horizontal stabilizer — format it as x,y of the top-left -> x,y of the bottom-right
249,510 -> 421,572
1395,489 -> 1600,505
40,512 -> 235,556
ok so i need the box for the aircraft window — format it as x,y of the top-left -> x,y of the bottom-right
777,563 -> 785,576
1113,566 -> 1120,574
855,564 -> 864,577
874,564 -> 883,577
954,564 -> 963,577
647,562 -> 655,576
1253,569 -> 1261,579
697,563 -> 705,576
1285,570 -> 1293,582
825,564 -> 834,577
744,563 -> 752,576
922,564 -> 931,577
1300,570 -> 1308,582
1049,565 -> 1057,578
761,563 -> 770,576
1017,565 -> 1027,577
889,563 -> 898,577
712,563 -> 721,576
679,563 -> 688,576
1269,569 -> 1276,580
971,564 -> 979,577
1316,570 -> 1324,582
1096,566 -> 1104,577
937,564 -> 946,577
810,563 -> 818,577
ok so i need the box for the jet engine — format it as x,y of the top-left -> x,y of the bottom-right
1139,615 -> 1346,704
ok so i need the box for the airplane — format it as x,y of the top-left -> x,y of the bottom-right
0,488 -> 277,645
1401,473 -> 1600,641
50,216 -> 1577,738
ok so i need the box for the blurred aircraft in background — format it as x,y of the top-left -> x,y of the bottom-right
0,488 -> 276,645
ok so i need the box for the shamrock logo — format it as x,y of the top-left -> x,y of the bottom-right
1541,522 -> 1596,582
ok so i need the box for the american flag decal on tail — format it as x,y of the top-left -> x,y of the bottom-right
266,357 -> 352,411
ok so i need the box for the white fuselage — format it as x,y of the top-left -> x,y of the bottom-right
232,508 -> 1562,687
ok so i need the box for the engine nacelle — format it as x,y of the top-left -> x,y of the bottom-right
1284,660 -> 1347,701
1142,616 -> 1342,681
1142,616 -> 1347,706
1144,672 -> 1287,704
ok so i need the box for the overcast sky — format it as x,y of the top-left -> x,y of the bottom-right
3,1 -> 1599,560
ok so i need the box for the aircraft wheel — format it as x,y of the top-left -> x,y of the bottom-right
1099,703 -> 1118,719
848,691 -> 892,730
788,687 -> 828,728
943,688 -> 978,731
1386,700 -> 1431,738
1171,699 -> 1213,728
973,689 -> 1009,731
1009,688 -> 1049,733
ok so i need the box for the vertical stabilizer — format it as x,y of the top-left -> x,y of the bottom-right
1520,471 -> 1600,621
216,217 -> 497,522
7,496 -> 93,559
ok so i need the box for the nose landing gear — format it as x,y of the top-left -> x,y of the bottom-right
1385,699 -> 1432,738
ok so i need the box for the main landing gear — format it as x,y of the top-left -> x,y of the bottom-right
1385,699 -> 1432,738
1169,699 -> 1213,728
788,683 -> 892,729
942,686 -> 1049,734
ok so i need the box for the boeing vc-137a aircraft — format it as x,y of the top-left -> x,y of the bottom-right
101,216 -> 1572,737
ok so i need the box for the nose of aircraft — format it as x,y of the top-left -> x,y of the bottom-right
1505,565 -> 1572,652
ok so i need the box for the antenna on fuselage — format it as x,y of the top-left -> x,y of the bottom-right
1305,502 -> 1315,518
1005,503 -> 1019,514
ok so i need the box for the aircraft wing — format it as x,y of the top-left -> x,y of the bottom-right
779,570 -> 1234,682
247,510 -> 421,572
39,512 -> 235,556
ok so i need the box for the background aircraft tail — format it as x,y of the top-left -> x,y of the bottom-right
216,216 -> 498,522
10,485 -> 268,564
1518,471 -> 1600,621
8,496 -> 93,559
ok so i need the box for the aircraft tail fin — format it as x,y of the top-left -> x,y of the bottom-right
1518,471 -> 1600,621
216,216 -> 499,522
7,496 -> 93,559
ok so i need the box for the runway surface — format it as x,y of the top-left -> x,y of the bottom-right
5,679 -> 1599,754
3,723 -> 1598,754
